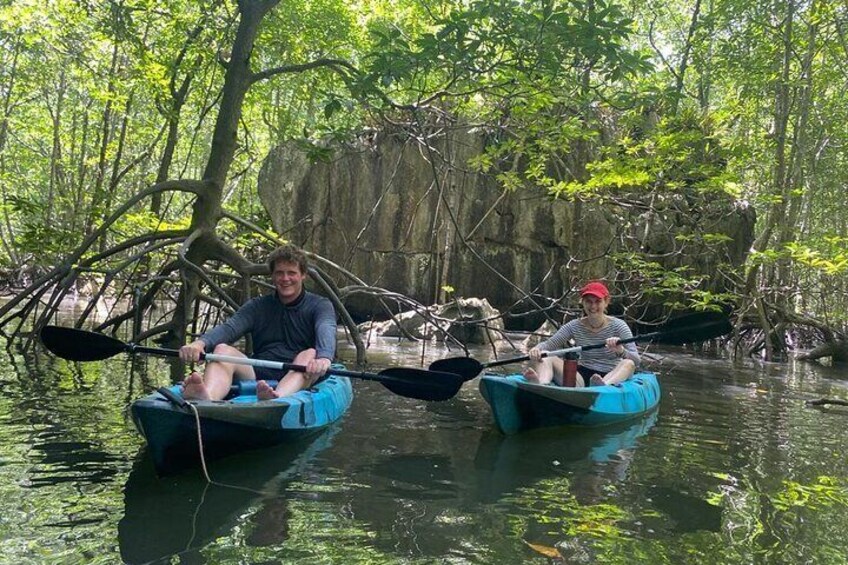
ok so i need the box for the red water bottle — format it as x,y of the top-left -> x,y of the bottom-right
563,352 -> 578,387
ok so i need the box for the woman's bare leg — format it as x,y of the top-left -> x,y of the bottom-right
523,357 -> 564,385
596,359 -> 636,386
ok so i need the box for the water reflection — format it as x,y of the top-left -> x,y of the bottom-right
329,409 -> 660,561
368,453 -> 459,500
26,435 -> 122,486
646,486 -> 723,533
474,411 -> 658,502
6,330 -> 848,563
118,426 -> 339,564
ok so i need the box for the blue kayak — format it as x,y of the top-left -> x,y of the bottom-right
479,372 -> 660,434
131,375 -> 353,475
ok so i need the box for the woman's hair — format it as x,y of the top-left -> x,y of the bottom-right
267,244 -> 309,274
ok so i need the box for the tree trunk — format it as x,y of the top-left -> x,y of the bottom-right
742,0 -> 796,359
165,0 -> 281,354
84,42 -> 121,239
0,38 -> 21,265
99,91 -> 134,254
697,0 -> 715,110
797,341 -> 848,364
774,0 -> 817,304
671,0 -> 703,114
46,69 -> 67,229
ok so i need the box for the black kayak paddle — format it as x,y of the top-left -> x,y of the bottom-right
429,310 -> 733,381
40,325 -> 463,402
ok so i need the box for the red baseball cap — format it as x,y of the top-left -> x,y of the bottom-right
580,281 -> 610,299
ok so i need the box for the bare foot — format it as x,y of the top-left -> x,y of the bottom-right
522,367 -> 539,383
589,374 -> 605,387
182,372 -> 211,400
256,380 -> 282,400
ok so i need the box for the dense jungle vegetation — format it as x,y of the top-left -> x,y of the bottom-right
0,0 -> 845,363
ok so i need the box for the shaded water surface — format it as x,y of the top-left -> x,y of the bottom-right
2,335 -> 848,564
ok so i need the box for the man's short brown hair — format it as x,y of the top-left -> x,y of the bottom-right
267,244 -> 309,274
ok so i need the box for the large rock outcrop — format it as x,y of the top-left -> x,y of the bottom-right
257,128 -> 754,325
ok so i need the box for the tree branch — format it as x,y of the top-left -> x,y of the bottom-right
250,58 -> 358,84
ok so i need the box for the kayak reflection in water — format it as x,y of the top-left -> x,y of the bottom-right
523,281 -> 640,387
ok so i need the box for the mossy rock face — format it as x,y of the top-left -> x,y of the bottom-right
258,130 -> 753,322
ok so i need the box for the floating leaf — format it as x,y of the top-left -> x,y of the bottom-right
523,540 -> 562,559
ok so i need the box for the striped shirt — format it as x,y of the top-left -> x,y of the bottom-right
538,317 -> 640,373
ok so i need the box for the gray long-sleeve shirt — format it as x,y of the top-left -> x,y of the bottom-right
199,291 -> 337,362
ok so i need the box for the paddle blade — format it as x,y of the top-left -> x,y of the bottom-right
377,368 -> 464,401
650,311 -> 733,345
40,325 -> 129,361
428,357 -> 483,382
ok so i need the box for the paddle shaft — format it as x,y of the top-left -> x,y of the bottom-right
429,311 -> 731,381
483,329 -> 663,370
40,325 -> 464,401
124,343 -> 404,384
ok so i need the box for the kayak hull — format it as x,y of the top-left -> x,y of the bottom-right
131,376 -> 353,475
479,372 -> 660,434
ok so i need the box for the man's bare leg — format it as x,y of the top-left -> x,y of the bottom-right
182,344 -> 255,400
257,349 -> 318,400
182,372 -> 211,400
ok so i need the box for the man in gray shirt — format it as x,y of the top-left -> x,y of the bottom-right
178,245 -> 336,400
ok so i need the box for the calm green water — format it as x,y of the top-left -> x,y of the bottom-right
1,333 -> 848,564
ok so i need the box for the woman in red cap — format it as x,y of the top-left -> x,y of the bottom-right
524,280 -> 639,387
